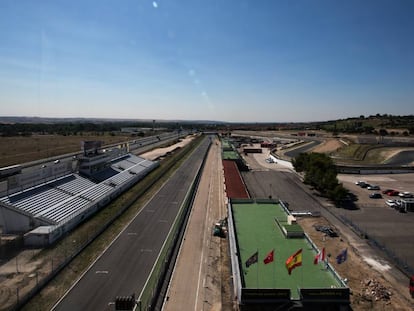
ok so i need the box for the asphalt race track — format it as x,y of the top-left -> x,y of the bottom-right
52,137 -> 210,311
284,140 -> 321,158
384,150 -> 414,165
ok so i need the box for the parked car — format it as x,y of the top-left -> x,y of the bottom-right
399,192 -> 413,198
387,190 -> 400,196
355,180 -> 365,186
367,185 -> 380,190
369,193 -> 382,199
382,189 -> 394,194
314,225 -> 338,237
359,182 -> 369,188
385,199 -> 396,207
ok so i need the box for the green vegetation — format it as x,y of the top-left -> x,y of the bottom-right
334,144 -> 378,161
292,153 -> 348,204
332,144 -> 402,165
319,114 -> 414,135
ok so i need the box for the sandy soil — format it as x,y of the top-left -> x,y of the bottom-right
308,139 -> 414,165
311,138 -> 344,154
299,216 -> 413,311
140,135 -> 196,160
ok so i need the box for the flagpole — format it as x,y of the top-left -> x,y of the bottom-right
256,249 -> 259,288
273,250 -> 275,288
301,251 -> 303,289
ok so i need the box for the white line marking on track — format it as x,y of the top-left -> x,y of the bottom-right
140,249 -> 153,252
95,270 -> 108,274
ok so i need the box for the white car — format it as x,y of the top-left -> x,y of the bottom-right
385,199 -> 396,207
398,192 -> 413,198
367,185 -> 380,190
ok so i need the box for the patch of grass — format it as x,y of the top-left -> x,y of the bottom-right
334,144 -> 364,160
332,143 -> 405,165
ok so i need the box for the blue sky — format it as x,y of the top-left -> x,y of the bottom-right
0,0 -> 413,122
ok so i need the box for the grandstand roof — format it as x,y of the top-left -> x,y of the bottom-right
0,154 -> 158,226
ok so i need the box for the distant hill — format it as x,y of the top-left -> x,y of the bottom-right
0,116 -> 228,125
1,114 -> 413,136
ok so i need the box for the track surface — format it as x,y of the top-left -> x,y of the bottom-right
284,140 -> 320,158
385,150 -> 414,165
163,139 -> 226,311
52,137 -> 210,311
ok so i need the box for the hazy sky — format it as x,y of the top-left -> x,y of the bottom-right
0,0 -> 413,122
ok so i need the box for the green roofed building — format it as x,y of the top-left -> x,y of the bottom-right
228,199 -> 350,310
221,139 -> 249,171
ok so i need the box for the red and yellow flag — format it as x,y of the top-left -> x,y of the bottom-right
285,248 -> 302,275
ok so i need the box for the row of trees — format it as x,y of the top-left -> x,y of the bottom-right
0,121 -> 191,137
319,114 -> 414,135
292,152 -> 348,205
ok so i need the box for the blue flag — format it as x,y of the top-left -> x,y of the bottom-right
245,251 -> 258,268
336,248 -> 348,264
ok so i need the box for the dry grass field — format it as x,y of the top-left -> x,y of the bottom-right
0,134 -> 133,167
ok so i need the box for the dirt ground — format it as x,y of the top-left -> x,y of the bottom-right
0,134 -> 133,167
140,135 -> 196,160
298,217 -> 413,311
311,138 -> 344,154
297,137 -> 414,166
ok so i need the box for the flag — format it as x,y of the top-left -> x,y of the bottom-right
314,247 -> 326,265
285,248 -> 302,275
245,251 -> 258,268
263,249 -> 274,264
336,248 -> 348,264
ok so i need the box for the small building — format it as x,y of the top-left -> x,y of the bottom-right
399,198 -> 414,212
228,199 -> 350,310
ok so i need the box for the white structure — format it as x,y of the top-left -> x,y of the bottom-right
0,154 -> 158,246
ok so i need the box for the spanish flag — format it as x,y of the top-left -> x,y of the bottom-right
285,248 -> 302,275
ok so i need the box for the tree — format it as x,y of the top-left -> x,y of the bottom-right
293,152 -> 345,203
327,184 -> 349,204
379,128 -> 388,136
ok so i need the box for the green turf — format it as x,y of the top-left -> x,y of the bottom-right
232,202 -> 344,299
222,150 -> 240,160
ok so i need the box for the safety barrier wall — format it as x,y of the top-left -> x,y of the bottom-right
10,140 -> 199,311
340,215 -> 414,277
227,202 -> 243,302
137,138 -> 211,311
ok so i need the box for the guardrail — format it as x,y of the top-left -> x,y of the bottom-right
136,139 -> 210,311
339,215 -> 414,277
8,137 -> 204,311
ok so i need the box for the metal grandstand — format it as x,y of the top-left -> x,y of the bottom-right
0,154 -> 159,246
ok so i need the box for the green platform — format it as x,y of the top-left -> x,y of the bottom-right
232,201 -> 345,299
